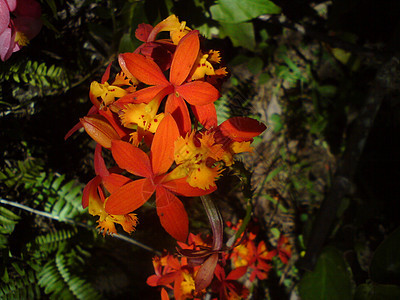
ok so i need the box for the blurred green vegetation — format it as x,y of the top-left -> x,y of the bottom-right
1,0 -> 399,299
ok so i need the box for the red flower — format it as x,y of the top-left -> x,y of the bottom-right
118,30 -> 220,134
213,264 -> 249,300
104,114 -> 215,241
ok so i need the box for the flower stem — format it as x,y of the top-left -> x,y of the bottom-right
0,198 -> 161,255
200,195 -> 223,250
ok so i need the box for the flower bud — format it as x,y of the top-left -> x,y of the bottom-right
80,115 -> 120,148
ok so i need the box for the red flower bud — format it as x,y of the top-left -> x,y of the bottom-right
80,115 -> 120,148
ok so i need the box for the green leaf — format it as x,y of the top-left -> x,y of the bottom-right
119,33 -> 135,53
210,0 -> 281,23
370,226 -> 400,285
219,22 -> 255,50
355,283 -> 400,300
258,72 -> 270,85
270,113 -> 283,132
247,57 -> 263,74
298,247 -> 353,300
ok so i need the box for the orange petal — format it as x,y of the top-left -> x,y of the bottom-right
64,121 -> 82,140
117,84 -> 172,105
65,106 -> 99,141
119,53 -> 168,86
165,94 -> 191,135
148,14 -> 181,41
219,117 -> 267,142
226,266 -> 248,281
150,114 -> 180,175
94,144 -> 109,178
191,103 -> 218,129
156,186 -> 188,242
102,173 -> 132,194
111,140 -> 153,178
105,178 -> 155,214
82,175 -> 102,209
101,62 -> 112,84
170,30 -> 200,86
98,109 -> 130,139
177,81 -> 220,106
161,288 -> 170,300
162,177 -> 217,197
135,23 -> 153,42
81,115 -> 120,148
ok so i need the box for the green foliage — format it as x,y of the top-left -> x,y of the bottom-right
354,283 -> 400,300
210,0 -> 281,23
0,60 -> 69,100
298,247 -> 354,300
0,266 -> 40,300
369,226 -> 400,285
219,22 -> 256,50
38,252 -> 101,300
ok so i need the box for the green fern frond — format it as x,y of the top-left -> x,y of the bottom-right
37,259 -> 75,300
56,254 -> 101,300
29,228 -> 78,255
38,253 -> 101,300
0,206 -> 20,248
0,158 -> 44,189
35,173 -> 85,220
0,263 -> 40,300
0,59 -> 70,99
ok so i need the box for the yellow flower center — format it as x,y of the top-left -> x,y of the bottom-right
232,244 -> 250,268
15,31 -> 29,47
190,54 -> 216,81
181,272 -> 195,296
119,99 -> 164,133
172,131 -> 223,189
88,194 -> 138,236
170,21 -> 191,45
90,81 -> 128,107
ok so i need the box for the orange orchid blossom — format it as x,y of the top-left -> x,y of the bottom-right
82,144 -> 136,235
117,30 -> 220,134
104,114 -> 216,241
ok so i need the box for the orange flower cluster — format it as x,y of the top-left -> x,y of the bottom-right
147,222 -> 292,299
66,15 -> 266,241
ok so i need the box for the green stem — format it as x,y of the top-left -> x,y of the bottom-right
226,198 -> 252,248
0,198 -> 161,255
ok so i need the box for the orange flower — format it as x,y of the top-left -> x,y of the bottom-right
82,144 -> 137,235
104,114 -> 216,241
118,30 -> 220,134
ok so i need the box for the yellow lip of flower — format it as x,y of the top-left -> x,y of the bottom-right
90,81 -> 128,107
181,271 -> 195,296
173,131 -> 224,189
119,98 -> 164,133
170,20 -> 191,45
15,31 -> 29,47
190,53 -> 216,81
89,193 -> 138,236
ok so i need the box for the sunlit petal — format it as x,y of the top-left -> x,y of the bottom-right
119,53 -> 169,86
151,114 -> 180,175
162,177 -> 217,197
170,30 -> 200,86
82,175 -> 102,209
105,178 -> 155,214
191,103 -> 218,129
219,117 -> 267,142
156,186 -> 188,242
111,140 -> 153,178
177,81 -> 220,106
